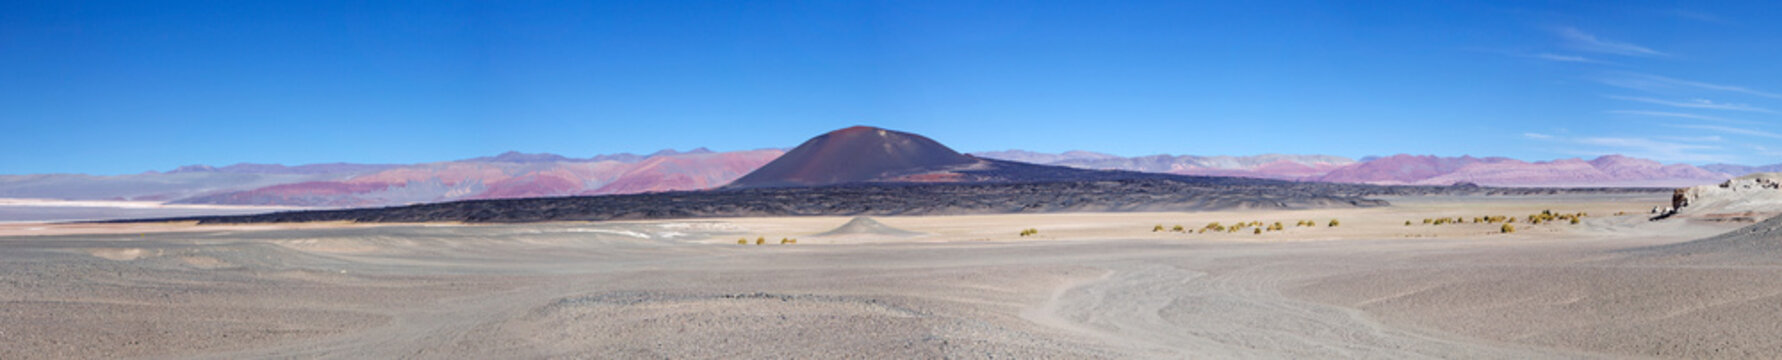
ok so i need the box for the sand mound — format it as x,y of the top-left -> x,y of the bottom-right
813,217 -> 923,237
1627,214 -> 1782,264
1669,172 -> 1782,221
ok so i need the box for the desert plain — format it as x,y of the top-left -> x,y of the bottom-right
3,193 -> 1778,359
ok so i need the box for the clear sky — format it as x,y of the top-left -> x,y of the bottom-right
4,1 -> 1781,174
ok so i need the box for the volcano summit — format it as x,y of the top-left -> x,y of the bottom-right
726,126 -> 982,188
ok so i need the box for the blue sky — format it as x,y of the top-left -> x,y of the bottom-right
4,1 -> 1781,174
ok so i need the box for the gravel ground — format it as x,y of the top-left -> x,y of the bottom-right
3,195 -> 1776,359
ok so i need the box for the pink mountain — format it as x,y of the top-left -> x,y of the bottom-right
1311,154 -> 1729,187
1314,155 -> 1515,184
10,143 -> 1754,208
1167,159 -> 1351,180
979,151 -> 1735,187
176,149 -> 783,207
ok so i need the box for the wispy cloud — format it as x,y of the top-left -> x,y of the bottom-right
1558,27 -> 1666,57
1668,124 -> 1782,139
1606,110 -> 1748,124
1568,136 -> 1728,163
1531,53 -> 1605,64
1526,132 -> 1732,163
1658,135 -> 1724,143
1745,144 -> 1782,158
1604,95 -> 1773,113
1599,73 -> 1782,100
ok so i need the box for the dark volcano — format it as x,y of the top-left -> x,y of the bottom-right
726,126 -> 982,188
101,126 -> 1670,225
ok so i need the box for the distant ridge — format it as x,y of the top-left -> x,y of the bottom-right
978,151 -> 1737,187
107,126 -> 1677,224
4,130 -> 1756,209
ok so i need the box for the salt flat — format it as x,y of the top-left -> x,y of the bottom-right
2,194 -> 1775,359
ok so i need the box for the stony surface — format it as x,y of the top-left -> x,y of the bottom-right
14,195 -> 1782,358
112,177 -> 1669,225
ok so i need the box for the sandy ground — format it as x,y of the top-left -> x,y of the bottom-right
2,194 -> 1776,359
0,199 -> 302,223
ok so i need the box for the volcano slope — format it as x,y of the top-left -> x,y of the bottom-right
112,177 -> 1665,224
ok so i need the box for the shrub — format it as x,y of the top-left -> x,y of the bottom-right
1423,218 -> 1433,224
756,238 -> 765,245
1405,220 -> 1412,226
1501,224 -> 1515,233
1154,224 -> 1165,232
1570,217 -> 1580,225
1253,228 -> 1262,235
738,238 -> 748,245
1328,219 -> 1340,227
1173,225 -> 1185,232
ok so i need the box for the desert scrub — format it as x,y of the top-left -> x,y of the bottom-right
737,238 -> 748,245
1501,224 -> 1516,233
1328,219 -> 1340,227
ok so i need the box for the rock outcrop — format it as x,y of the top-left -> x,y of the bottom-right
1670,173 -> 1782,222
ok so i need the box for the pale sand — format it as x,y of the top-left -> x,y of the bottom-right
3,193 -> 1776,359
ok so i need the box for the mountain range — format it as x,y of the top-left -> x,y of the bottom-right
969,151 -> 1745,188
127,126 -> 1666,225
3,129 -> 1775,208
0,149 -> 784,207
